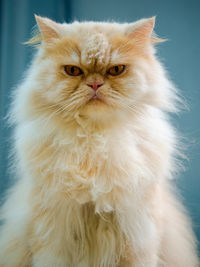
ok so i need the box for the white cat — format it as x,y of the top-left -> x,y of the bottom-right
0,15 -> 198,266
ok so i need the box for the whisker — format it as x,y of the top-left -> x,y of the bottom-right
105,90 -> 145,117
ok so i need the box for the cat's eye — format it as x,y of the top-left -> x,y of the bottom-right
107,65 -> 126,76
64,65 -> 83,76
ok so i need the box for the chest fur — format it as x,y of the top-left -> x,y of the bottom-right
28,130 -> 139,206
30,201 -> 127,267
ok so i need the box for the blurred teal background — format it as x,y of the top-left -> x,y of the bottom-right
0,0 -> 200,252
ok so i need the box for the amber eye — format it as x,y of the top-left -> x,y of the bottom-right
107,65 -> 126,76
64,65 -> 83,76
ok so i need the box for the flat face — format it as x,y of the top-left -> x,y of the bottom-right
29,19 -> 158,126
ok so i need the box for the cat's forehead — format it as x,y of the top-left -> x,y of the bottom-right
81,32 -> 110,67
65,22 -> 128,69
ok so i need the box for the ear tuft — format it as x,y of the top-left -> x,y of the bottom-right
34,15 -> 60,42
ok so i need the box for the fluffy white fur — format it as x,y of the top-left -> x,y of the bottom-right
0,16 -> 199,266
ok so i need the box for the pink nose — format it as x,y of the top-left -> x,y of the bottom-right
87,81 -> 104,91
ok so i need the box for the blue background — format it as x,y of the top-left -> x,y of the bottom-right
0,0 -> 200,252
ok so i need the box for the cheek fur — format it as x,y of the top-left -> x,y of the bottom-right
109,61 -> 152,105
38,67 -> 83,105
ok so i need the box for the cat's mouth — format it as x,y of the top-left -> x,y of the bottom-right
87,93 -> 104,104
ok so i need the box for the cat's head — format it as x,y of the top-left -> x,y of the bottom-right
21,16 -> 175,129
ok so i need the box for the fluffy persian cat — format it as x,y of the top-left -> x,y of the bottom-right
0,15 -> 199,267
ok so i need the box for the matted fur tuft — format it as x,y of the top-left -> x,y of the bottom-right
0,16 -> 199,267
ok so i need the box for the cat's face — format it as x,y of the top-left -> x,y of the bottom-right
29,16 -> 163,126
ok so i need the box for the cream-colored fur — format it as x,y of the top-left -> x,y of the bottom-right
0,16 -> 199,266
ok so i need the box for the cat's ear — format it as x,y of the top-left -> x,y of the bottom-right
126,17 -> 165,44
35,15 -> 61,43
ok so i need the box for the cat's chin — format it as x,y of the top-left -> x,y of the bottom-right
79,98 -> 117,125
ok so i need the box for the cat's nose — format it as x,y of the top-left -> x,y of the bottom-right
87,81 -> 104,91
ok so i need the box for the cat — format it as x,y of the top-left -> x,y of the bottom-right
0,15 -> 199,267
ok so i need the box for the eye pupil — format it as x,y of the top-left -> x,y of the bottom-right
64,65 -> 83,76
107,65 -> 125,76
